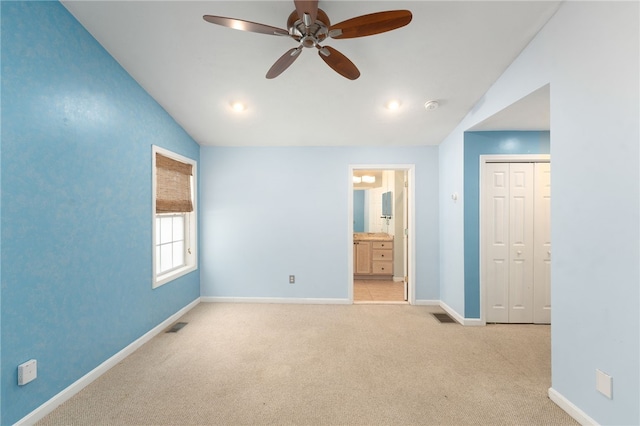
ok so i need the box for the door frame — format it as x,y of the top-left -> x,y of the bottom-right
348,164 -> 416,304
479,154 -> 550,323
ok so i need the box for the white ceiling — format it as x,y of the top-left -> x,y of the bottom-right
61,1 -> 560,147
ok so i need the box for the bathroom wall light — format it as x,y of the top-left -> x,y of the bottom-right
353,175 -> 376,184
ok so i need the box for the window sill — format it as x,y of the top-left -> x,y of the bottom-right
153,264 -> 197,289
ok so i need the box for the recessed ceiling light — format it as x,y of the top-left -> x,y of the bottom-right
231,101 -> 246,112
385,100 -> 401,110
424,100 -> 439,111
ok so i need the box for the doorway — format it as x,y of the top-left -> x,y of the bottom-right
349,165 -> 415,304
480,155 -> 551,323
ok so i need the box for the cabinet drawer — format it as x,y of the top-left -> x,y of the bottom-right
372,249 -> 392,261
372,241 -> 392,250
372,261 -> 393,275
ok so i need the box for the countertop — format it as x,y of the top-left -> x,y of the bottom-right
353,232 -> 393,242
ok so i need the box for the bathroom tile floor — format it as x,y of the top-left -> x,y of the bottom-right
354,279 -> 406,303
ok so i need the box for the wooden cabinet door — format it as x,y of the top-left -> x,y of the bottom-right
355,242 -> 371,274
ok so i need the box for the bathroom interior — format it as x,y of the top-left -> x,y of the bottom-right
353,169 -> 407,303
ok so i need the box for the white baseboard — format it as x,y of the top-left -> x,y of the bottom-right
15,298 -> 201,426
438,301 -> 485,326
414,299 -> 440,306
461,317 -> 485,326
548,388 -> 598,425
200,296 -> 351,305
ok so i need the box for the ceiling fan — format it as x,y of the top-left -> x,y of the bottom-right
203,1 -> 412,80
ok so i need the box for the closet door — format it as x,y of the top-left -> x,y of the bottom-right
483,162 -> 537,324
484,163 -> 511,323
533,162 -> 551,324
507,163 -> 534,323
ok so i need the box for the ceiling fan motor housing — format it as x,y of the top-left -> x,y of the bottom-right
287,9 -> 330,48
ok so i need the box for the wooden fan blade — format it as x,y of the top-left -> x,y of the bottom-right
294,0 -> 318,25
329,10 -> 412,39
203,15 -> 289,36
318,46 -> 360,80
266,47 -> 302,79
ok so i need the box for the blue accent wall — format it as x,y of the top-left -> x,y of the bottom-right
1,2 -> 200,424
463,131 -> 550,318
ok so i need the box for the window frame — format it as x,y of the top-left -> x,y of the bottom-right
152,145 -> 197,288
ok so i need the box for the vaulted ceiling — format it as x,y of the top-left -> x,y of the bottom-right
61,1 -> 559,147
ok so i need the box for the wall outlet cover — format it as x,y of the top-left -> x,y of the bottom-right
596,369 -> 612,399
18,359 -> 37,386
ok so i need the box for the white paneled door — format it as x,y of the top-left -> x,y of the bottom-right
533,162 -> 551,323
483,161 -> 551,324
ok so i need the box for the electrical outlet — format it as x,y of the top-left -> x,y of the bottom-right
18,359 -> 37,386
289,275 -> 295,284
596,369 -> 613,399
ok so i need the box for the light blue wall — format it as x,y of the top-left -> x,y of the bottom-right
0,2 -> 3,417
439,2 -> 639,423
1,2 -> 200,424
463,131 -> 550,318
200,146 -> 439,302
353,190 -> 365,232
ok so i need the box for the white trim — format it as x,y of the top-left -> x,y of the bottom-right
478,154 -> 550,323
414,299 -> 441,306
460,317 -> 485,327
14,298 -> 201,426
200,297 -> 351,304
348,164 -> 416,305
439,300 -> 485,326
548,388 -> 599,426
152,145 -> 198,289
439,300 -> 465,325
481,154 -> 550,164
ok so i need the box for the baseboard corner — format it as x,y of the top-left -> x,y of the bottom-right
548,387 -> 599,425
438,301 -> 485,326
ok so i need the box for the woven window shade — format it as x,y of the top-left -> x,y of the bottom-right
156,153 -> 193,213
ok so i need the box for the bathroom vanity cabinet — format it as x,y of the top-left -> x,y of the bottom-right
353,233 -> 393,279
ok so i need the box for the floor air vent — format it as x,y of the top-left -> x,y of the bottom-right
166,322 -> 188,333
432,313 -> 457,324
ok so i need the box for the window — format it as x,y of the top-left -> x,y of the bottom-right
152,146 -> 197,288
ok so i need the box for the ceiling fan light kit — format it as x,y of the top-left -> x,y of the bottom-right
203,1 -> 412,80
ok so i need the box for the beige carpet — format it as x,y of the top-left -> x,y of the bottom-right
38,303 -> 576,425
